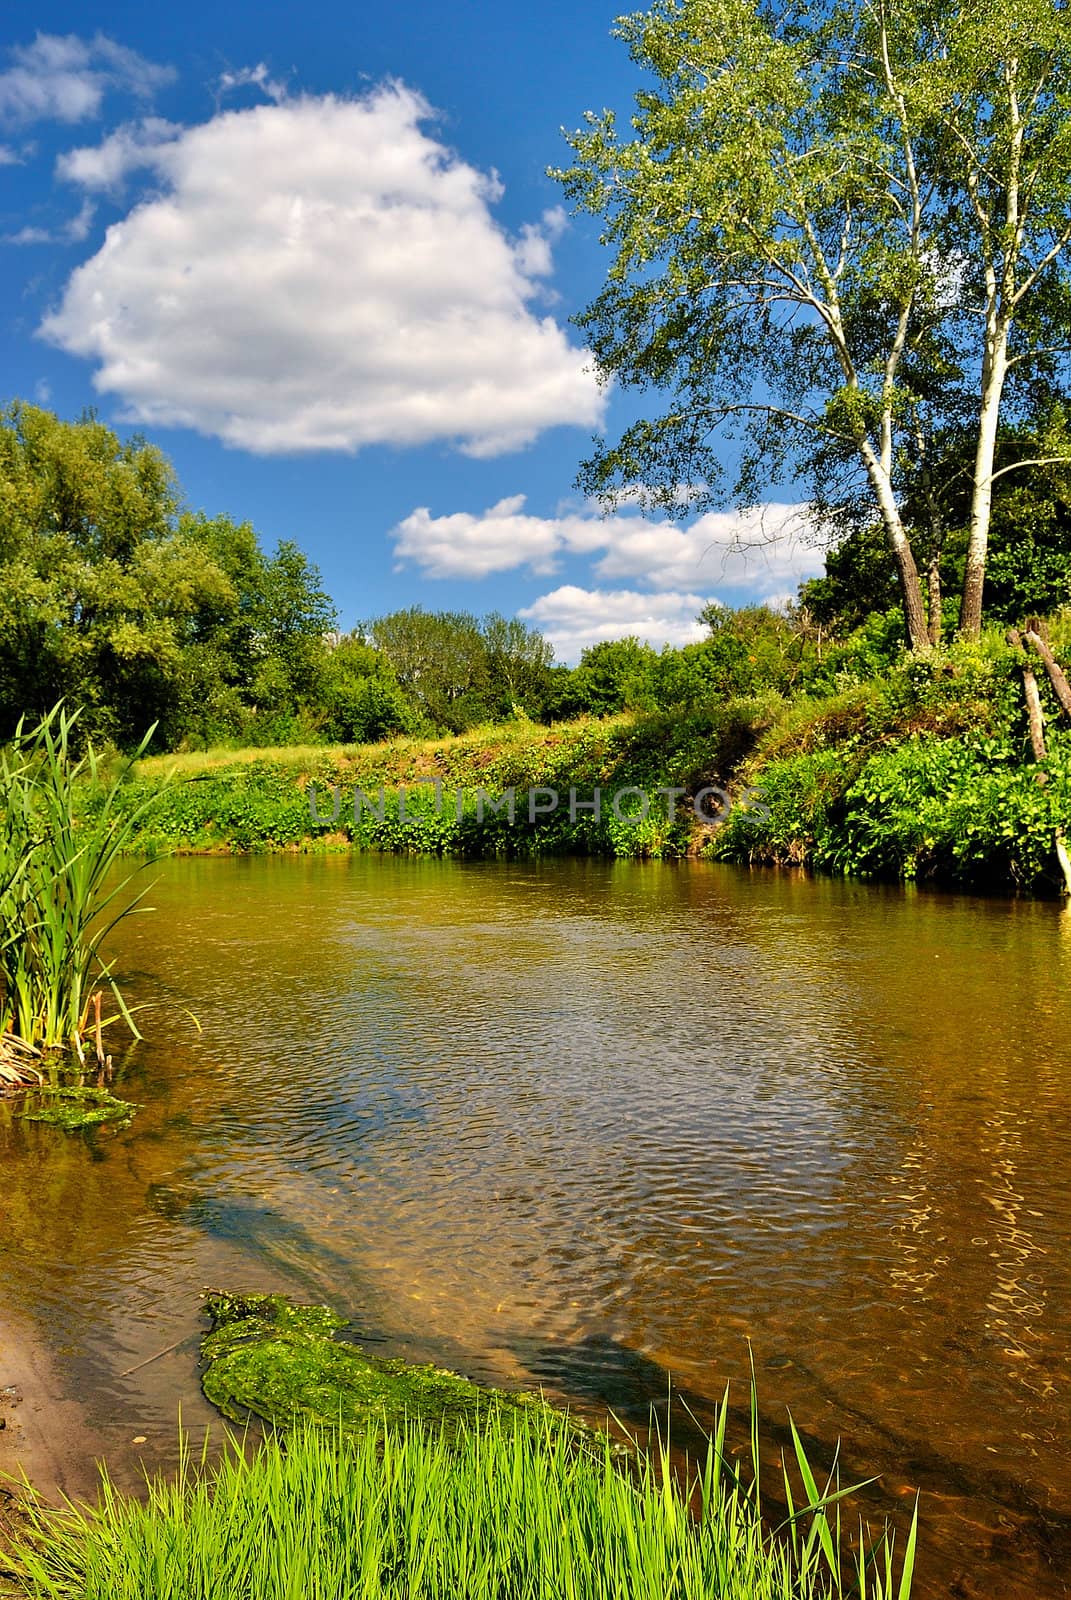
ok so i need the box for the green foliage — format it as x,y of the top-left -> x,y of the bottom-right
714,748 -> 861,868
833,734 -> 1071,886
0,705 -> 159,1056
565,637 -> 660,715
715,638 -> 1071,891
0,406 -> 337,751
9,1376 -> 917,1600
113,707 -> 767,861
801,411 -> 1071,635
320,636 -> 422,745
367,609 -> 556,732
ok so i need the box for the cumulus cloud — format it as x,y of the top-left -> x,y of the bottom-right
591,503 -> 818,591
393,495 -> 604,578
40,86 -> 603,456
518,587 -> 714,661
0,34 -> 173,126
393,495 -> 821,594
0,144 -> 19,164
56,117 -> 180,191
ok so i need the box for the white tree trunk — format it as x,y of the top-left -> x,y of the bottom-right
960,325 -> 1010,637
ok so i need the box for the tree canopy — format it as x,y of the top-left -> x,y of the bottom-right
0,404 -> 339,748
555,0 -> 1071,648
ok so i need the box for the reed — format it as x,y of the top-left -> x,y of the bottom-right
0,706 -> 160,1074
9,1395 -> 916,1599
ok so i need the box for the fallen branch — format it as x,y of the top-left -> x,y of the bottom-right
1022,622 -> 1071,720
1009,629 -> 1071,895
119,1334 -> 193,1379
1008,629 -> 1048,760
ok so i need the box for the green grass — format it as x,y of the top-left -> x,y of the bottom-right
98,706 -> 765,860
67,630 -> 1071,890
131,716 -> 637,783
8,1401 -> 916,1600
0,706 -> 160,1067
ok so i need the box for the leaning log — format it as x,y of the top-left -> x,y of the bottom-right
1022,625 -> 1071,721
1008,629 -> 1048,761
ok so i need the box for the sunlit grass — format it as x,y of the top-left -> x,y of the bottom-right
9,1396 -> 916,1600
132,714 -> 636,781
0,706 -> 158,1061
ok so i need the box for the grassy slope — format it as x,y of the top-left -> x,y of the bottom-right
103,630 -> 1071,892
110,706 -> 763,860
712,633 -> 1071,892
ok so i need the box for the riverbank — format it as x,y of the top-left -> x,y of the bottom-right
0,1310 -> 104,1515
3,1291 -> 917,1600
93,633 -> 1071,894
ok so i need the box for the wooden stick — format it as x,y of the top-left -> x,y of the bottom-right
93,991 -> 104,1068
1008,630 -> 1048,760
1010,629 -> 1069,895
1023,629 -> 1071,719
119,1335 -> 190,1378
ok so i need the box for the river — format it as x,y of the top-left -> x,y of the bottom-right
1,856 -> 1069,1597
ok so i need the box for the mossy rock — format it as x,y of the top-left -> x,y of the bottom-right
201,1292 -> 593,1446
16,1085 -> 136,1130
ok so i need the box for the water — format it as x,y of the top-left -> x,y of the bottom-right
2,855 -> 1070,1596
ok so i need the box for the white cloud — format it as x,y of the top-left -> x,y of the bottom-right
0,34 -> 173,126
393,495 -> 822,594
0,144 -> 19,164
217,63 -> 289,105
518,586 -> 713,662
56,117 -> 180,191
393,495 -> 604,578
40,86 -> 603,456
6,196 -> 95,246
591,503 -> 817,590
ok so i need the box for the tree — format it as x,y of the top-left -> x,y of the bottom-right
569,637 -> 659,714
368,609 -> 492,731
0,403 -> 229,744
803,401 -> 1071,631
556,0 -> 1071,649
481,612 -> 556,716
0,404 -> 339,748
320,634 -> 418,744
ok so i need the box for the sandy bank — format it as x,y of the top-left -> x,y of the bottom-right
0,1309 -> 105,1507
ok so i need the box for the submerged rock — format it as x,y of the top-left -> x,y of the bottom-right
201,1292 -> 595,1444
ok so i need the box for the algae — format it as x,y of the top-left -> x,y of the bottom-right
17,1085 -> 136,1131
201,1292 -> 592,1444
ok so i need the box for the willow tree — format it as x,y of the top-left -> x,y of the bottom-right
556,0 -> 1071,648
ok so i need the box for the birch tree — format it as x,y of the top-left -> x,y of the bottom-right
555,0 -> 1071,649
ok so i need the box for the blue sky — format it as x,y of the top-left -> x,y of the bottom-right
0,2 -> 821,660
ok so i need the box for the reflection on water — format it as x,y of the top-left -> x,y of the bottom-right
2,856 -> 1070,1597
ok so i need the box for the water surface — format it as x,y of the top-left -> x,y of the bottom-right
2,856 -> 1070,1597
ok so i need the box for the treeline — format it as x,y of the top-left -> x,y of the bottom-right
5,402 -> 1070,756
0,401 -> 842,753
0,404 -> 559,750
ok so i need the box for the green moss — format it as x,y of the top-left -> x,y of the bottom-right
201,1292 -> 589,1444
17,1085 -> 136,1130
